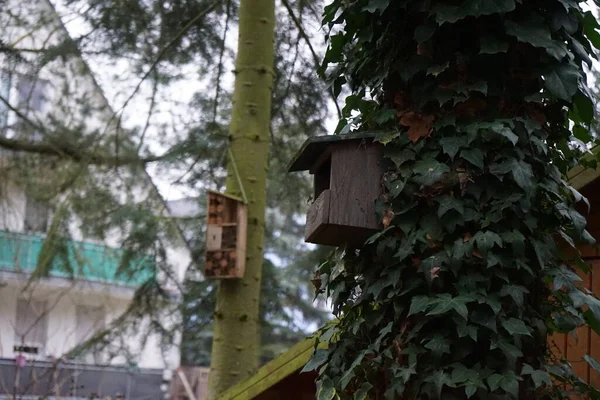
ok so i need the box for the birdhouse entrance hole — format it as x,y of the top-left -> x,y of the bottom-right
313,156 -> 331,200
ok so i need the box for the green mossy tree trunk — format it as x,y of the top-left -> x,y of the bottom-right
207,0 -> 275,398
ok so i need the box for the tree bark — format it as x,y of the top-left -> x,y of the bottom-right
207,0 -> 275,397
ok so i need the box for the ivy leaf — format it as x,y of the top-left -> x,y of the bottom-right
465,385 -> 477,399
473,231 -> 503,253
394,232 -> 417,261
326,33 -> 346,63
385,148 -> 416,167
398,365 -> 417,383
471,309 -> 497,332
584,355 -> 600,374
365,226 -> 394,244
386,178 -> 406,198
584,309 -> 600,334
409,295 -> 431,316
413,159 -> 451,185
511,160 -> 534,191
340,352 -> 366,389
480,36 -> 509,54
501,318 -> 532,336
489,160 -> 514,178
484,296 -> 503,315
573,93 -> 595,125
551,8 -> 579,33
583,11 -> 600,50
424,370 -> 451,399
375,131 -> 401,145
461,148 -> 484,169
374,109 -> 397,124
532,238 -> 553,268
434,0 -> 516,24
353,383 -> 373,400
456,319 -> 479,341
428,62 -> 450,76
493,339 -> 523,357
440,136 -> 468,159
492,126 -> 519,145
487,372 -> 519,397
500,230 -> 525,254
428,294 -> 472,319
421,213 -> 443,240
415,23 -> 437,43
424,335 -> 451,356
505,18 -> 567,60
500,285 -> 529,307
437,195 -> 464,218
362,0 -> 390,13
544,64 -> 580,101
302,349 -> 329,372
317,378 -> 336,400
570,290 -> 600,324
521,364 -> 552,388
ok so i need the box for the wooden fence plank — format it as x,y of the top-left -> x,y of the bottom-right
591,261 -> 600,387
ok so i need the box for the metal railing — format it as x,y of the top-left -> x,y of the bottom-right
0,230 -> 154,286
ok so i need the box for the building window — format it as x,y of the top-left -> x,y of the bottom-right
14,298 -> 48,355
24,196 -> 49,233
0,70 -> 11,132
75,305 -> 105,363
16,75 -> 46,141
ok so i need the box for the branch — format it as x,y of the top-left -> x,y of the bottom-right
109,0 -> 223,133
0,94 -> 173,165
280,0 -> 342,120
0,135 -> 172,166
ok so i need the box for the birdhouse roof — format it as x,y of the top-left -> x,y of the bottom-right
287,132 -> 377,172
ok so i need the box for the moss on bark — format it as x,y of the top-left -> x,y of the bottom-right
207,0 -> 275,397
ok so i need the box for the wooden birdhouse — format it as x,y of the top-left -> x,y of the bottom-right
288,132 -> 384,247
204,190 -> 247,278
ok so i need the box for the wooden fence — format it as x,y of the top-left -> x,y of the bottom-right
550,258 -> 600,387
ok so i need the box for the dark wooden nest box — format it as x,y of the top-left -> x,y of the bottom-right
288,132 -> 384,247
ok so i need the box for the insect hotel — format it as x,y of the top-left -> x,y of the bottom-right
204,190 -> 247,278
287,132 -> 385,247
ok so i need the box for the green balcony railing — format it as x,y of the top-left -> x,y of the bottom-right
0,230 -> 154,286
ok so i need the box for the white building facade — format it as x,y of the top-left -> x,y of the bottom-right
0,1 -> 193,398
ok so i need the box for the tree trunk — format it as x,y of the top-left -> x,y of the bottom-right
207,0 -> 275,397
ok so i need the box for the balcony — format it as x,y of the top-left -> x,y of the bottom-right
0,230 -> 154,286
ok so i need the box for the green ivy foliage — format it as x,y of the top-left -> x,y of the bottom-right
308,0 -> 600,399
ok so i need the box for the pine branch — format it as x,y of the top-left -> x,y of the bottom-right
0,95 -> 174,165
0,135 -> 172,166
109,0 -> 224,142
280,0 -> 342,120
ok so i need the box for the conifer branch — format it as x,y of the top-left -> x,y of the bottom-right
280,0 -> 342,119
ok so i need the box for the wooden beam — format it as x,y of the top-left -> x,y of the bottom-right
178,369 -> 198,400
218,338 -> 320,400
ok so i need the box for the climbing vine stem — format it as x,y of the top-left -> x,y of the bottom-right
307,0 -> 600,399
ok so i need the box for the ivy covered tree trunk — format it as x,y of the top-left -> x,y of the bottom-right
208,0 -> 275,397
311,1 -> 600,399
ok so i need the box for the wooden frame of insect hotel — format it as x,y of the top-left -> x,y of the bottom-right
204,190 -> 247,278
288,132 -> 384,247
